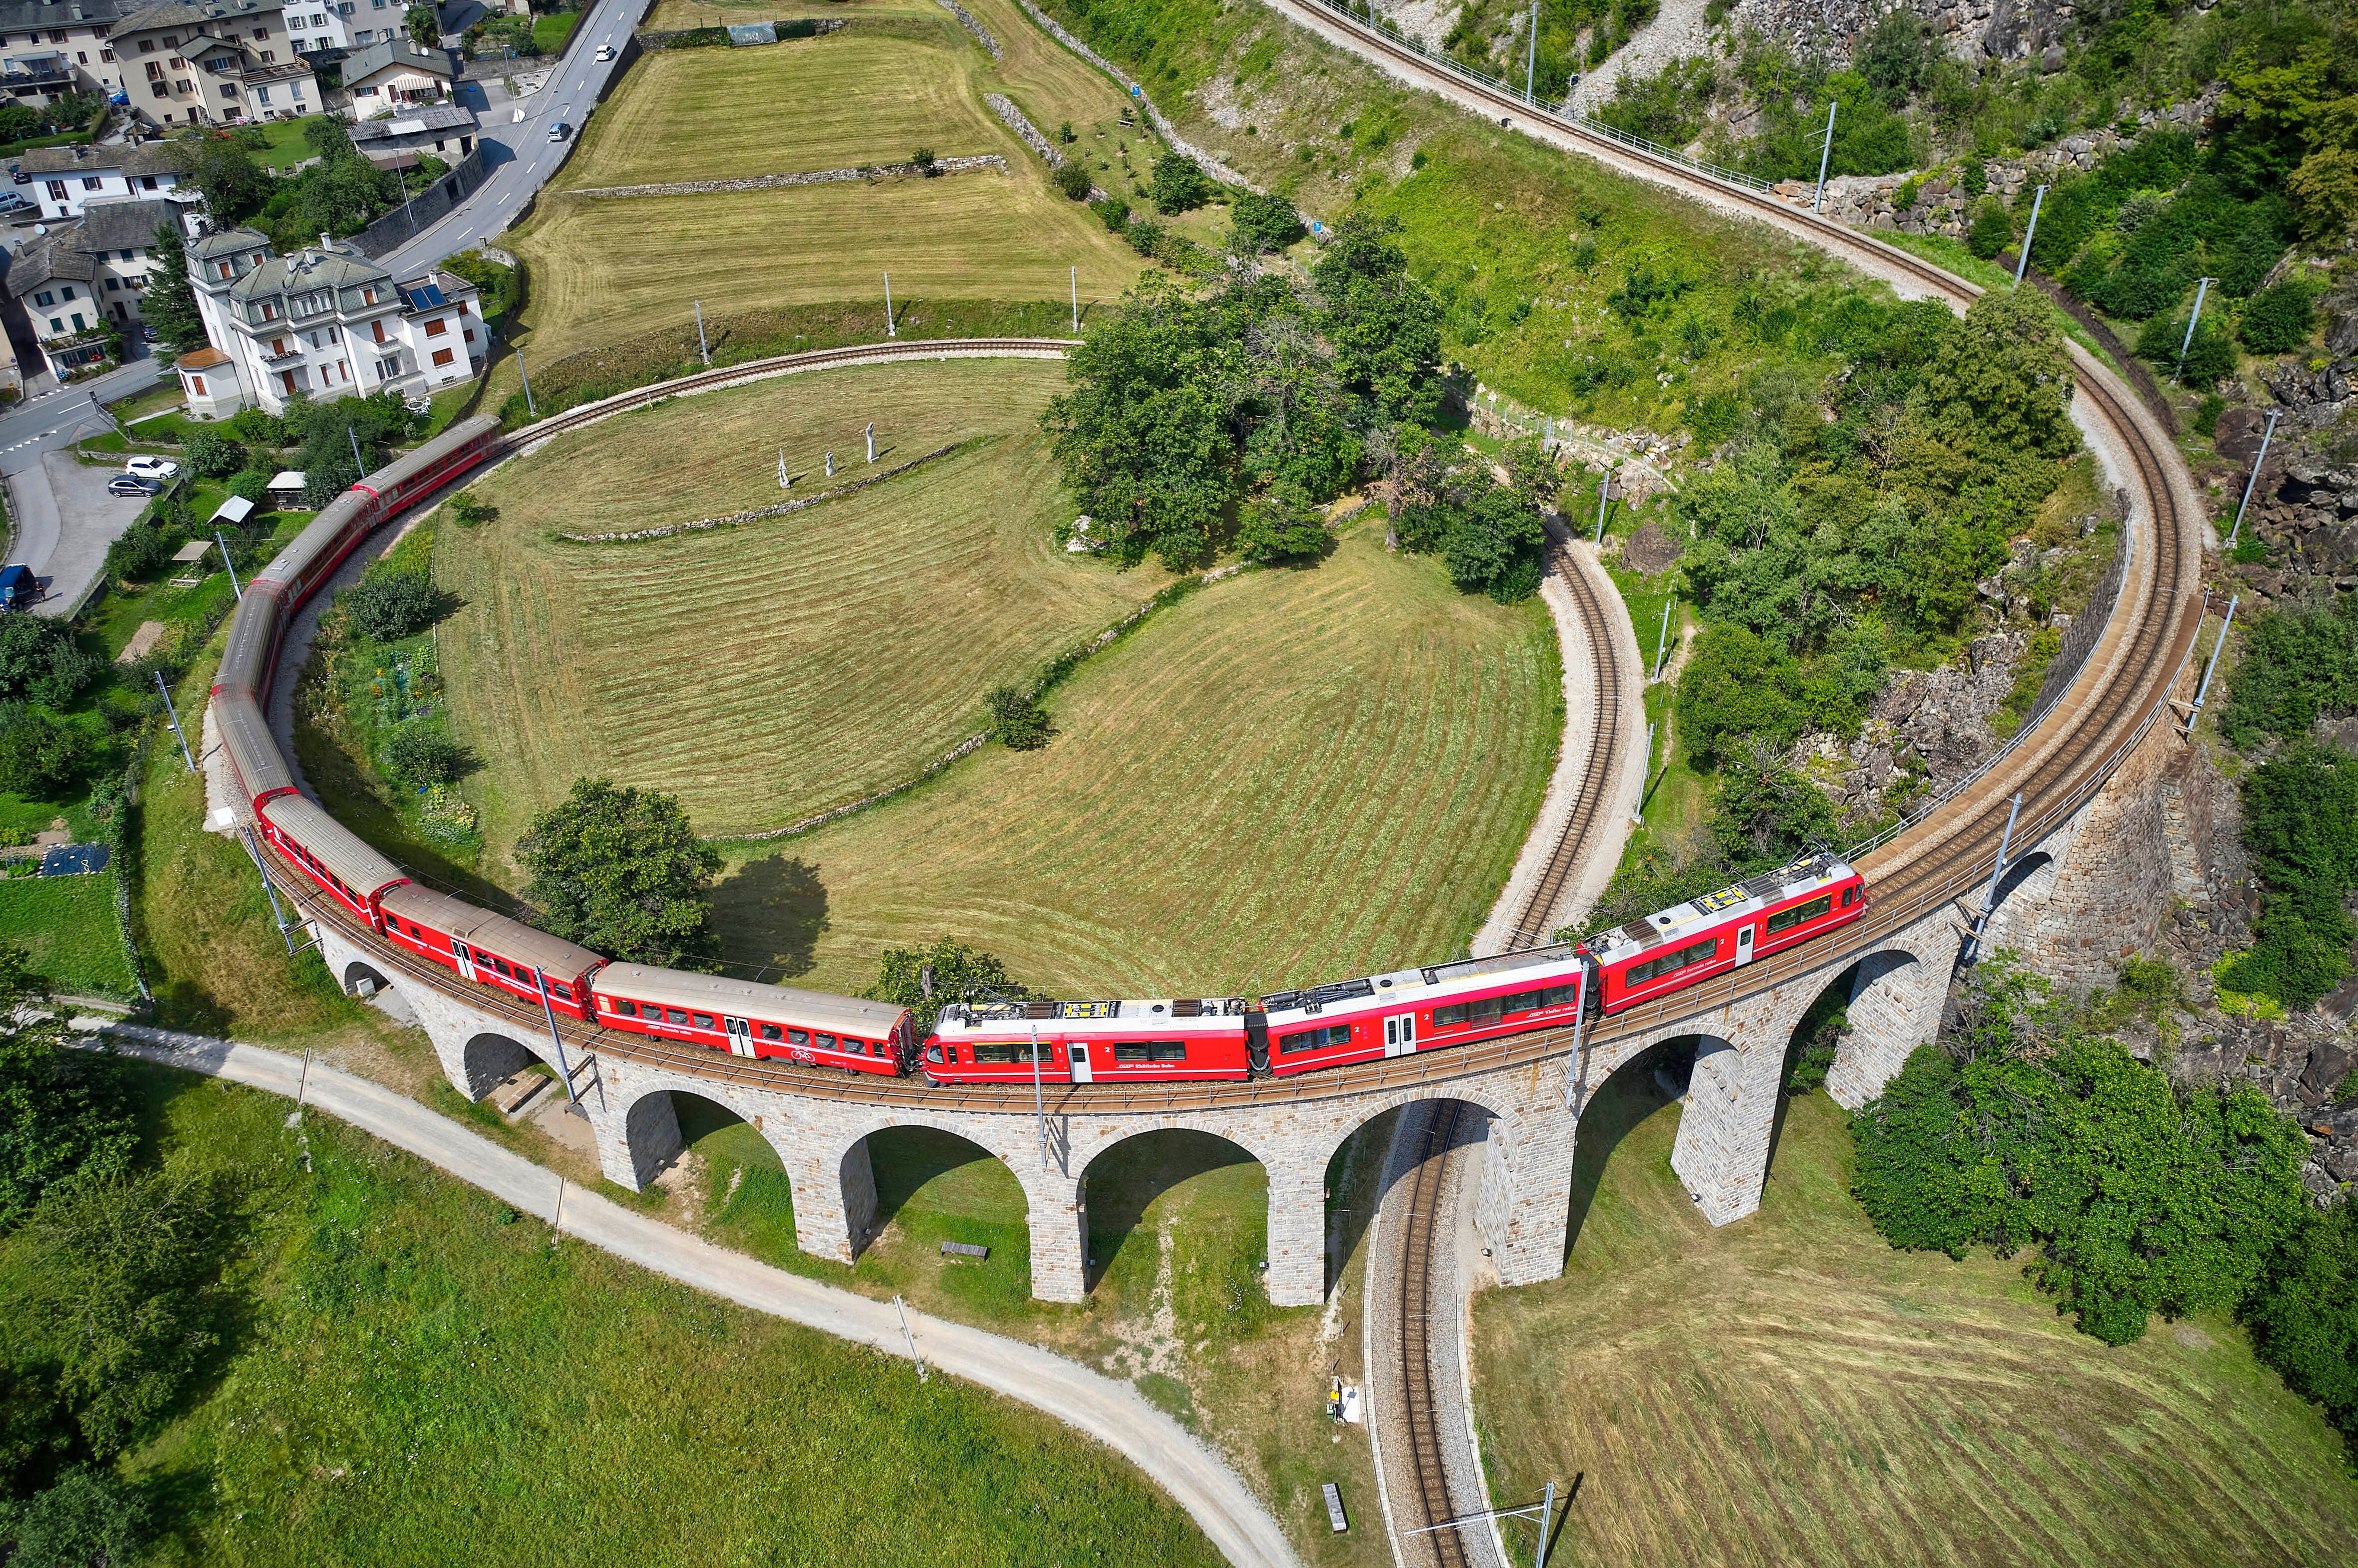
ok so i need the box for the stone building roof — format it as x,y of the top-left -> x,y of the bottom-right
340,37 -> 454,82
13,141 -> 191,178
108,0 -> 283,37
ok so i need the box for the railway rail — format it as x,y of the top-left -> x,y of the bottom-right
1393,1101 -> 1476,1568
1502,534 -> 1631,949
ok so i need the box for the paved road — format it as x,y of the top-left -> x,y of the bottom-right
80,1020 -> 1302,1568
374,0 -> 651,279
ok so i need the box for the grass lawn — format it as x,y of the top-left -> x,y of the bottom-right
505,20 -> 1144,364
85,1062 -> 1224,1567
438,358 -> 1168,851
705,520 -> 1558,997
531,6 -> 579,51
659,1092 -> 1396,1566
1472,1077 -> 2358,1568
240,113 -> 322,171
0,868 -> 136,997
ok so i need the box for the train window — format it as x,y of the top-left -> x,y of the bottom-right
1278,1024 -> 1353,1054
664,1008 -> 690,1026
841,1037 -> 864,1052
692,1013 -> 716,1030
1766,895 -> 1833,935
490,956 -> 512,978
759,1023 -> 783,1042
1841,885 -> 1858,907
871,1040 -> 890,1057
787,1028 -> 809,1045
1541,983 -> 1578,1007
1625,935 -> 1722,986
814,1033 -> 837,1049
1114,1041 -> 1188,1063
925,1044 -> 943,1063
974,1042 -> 1043,1064
611,999 -> 639,1018
550,982 -> 572,1000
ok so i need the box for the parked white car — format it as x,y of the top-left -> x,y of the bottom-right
124,455 -> 180,481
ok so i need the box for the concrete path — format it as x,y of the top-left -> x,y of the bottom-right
76,1019 -> 1302,1568
26,449 -> 147,617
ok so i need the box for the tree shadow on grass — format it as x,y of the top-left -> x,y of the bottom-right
711,854 -> 829,980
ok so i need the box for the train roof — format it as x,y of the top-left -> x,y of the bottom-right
215,582 -> 284,697
1262,942 -> 1585,1019
212,690 -> 294,803
1582,852 -> 1856,962
364,415 -> 501,496
596,962 -> 909,1035
252,492 -> 367,595
260,793 -> 408,897
379,884 -> 606,980
935,997 -> 1250,1035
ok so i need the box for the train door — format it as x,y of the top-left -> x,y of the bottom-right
451,938 -> 479,983
723,1016 -> 755,1058
1384,1013 -> 1416,1057
1069,1040 -> 1095,1083
1735,924 -> 1756,968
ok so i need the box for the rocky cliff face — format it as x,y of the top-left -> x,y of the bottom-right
1729,0 -> 2070,70
2215,291 -> 2358,606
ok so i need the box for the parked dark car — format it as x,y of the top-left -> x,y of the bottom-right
107,476 -> 159,498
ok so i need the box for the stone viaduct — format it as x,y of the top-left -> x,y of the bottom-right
310,870 -> 1989,1307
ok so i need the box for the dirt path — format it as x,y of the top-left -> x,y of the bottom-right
77,1019 -> 1302,1568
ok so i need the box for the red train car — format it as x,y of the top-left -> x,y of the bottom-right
922,997 -> 1252,1085
1579,852 -> 1865,1015
1257,943 -> 1589,1076
257,793 -> 408,925
591,962 -> 913,1075
377,884 -> 606,1021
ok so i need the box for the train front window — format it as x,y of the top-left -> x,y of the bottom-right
1766,894 -> 1833,935
1841,885 -> 1858,906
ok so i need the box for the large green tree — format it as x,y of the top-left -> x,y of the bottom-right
1851,960 -> 2312,1345
2243,1198 -> 2358,1438
865,939 -> 1036,1031
517,779 -> 723,969
2218,743 -> 2358,1009
142,221 -> 206,353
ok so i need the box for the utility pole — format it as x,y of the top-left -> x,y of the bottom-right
884,272 -> 895,338
1070,265 -> 1079,334
1634,719 -> 1654,826
216,531 -> 242,601
2174,277 -> 2215,384
1811,99 -> 1838,214
347,424 -> 363,477
1591,469 -> 1612,544
694,298 -> 709,366
1653,594 -> 1674,682
2188,595 -> 2238,731
155,670 -> 194,771
534,969 -> 582,1105
894,1295 -> 928,1381
2014,184 -> 2049,286
517,349 -> 536,416
2226,409 -> 2279,549
1964,791 -> 2022,960
1523,0 -> 1537,105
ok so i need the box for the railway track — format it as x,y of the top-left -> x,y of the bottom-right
1502,534 -> 1631,949
279,11 -> 2200,1117
1392,1101 -> 1477,1568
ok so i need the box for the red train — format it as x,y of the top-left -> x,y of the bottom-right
213,414 -> 1869,1091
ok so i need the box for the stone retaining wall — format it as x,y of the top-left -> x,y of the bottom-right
934,0 -> 1002,58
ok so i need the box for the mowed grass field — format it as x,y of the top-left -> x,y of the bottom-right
710,523 -> 1560,996
509,23 -> 1145,364
0,870 -> 137,998
1473,1078 -> 2358,1568
100,1064 -> 1223,1567
440,360 -> 1169,850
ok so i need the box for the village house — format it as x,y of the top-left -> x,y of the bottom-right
0,0 -> 136,107
336,35 -> 452,111
108,0 -> 316,127
17,139 -> 186,219
179,225 -> 485,414
4,195 -> 180,375
344,98 -> 472,169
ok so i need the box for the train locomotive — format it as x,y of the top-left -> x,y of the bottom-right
215,415 -> 1870,1091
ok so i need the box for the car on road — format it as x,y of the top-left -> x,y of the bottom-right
0,190 -> 26,211
594,42 -> 614,60
6,166 -> 24,185
107,476 -> 159,498
0,565 -> 35,610
548,121 -> 570,142
123,455 -> 179,481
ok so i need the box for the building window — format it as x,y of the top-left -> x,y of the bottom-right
42,180 -> 63,200
259,49 -> 273,61
430,347 -> 454,367
377,355 -> 399,378
74,49 -> 84,63
150,81 -> 166,96
256,86 -> 270,103
69,313 -> 83,330
253,27 -> 268,40
105,278 -> 119,291
138,38 -> 154,52
59,286 -> 73,300
289,11 -> 303,25
99,47 -> 112,61
81,176 -> 100,191
46,318 -> 60,333
144,60 -> 161,79
138,175 -> 155,190
423,317 -> 446,337
190,374 -> 206,396
217,261 -> 233,279
32,291 -> 52,307
206,55 -> 231,70
173,79 -> 191,93
119,249 -> 133,261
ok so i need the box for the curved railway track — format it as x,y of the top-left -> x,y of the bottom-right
1394,1102 -> 1474,1568
1502,535 -> 1631,949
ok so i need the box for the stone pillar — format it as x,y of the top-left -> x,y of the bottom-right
1827,922 -> 1964,1110
783,1130 -> 870,1268
1475,1099 -> 1575,1286
1263,1164 -> 1325,1308
1017,1163 -> 1087,1305
595,1086 -> 681,1192
1670,1036 -> 1786,1226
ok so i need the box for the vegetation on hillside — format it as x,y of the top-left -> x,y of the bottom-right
178,115 -> 452,260
517,779 -> 724,969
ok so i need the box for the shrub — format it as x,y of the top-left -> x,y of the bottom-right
2238,280 -> 2319,354
866,938 -> 1035,1029
103,521 -> 172,585
516,778 -> 721,968
1053,162 -> 1093,201
224,406 -> 287,447
180,426 -> 246,478
0,617 -> 95,706
1967,195 -> 2013,260
1091,195 -> 1130,232
1228,191 -> 1305,253
2194,393 -> 2225,438
0,706 -> 93,797
227,467 -> 272,505
911,146 -> 937,175
1124,218 -> 1165,257
2244,1199 -> 2358,1438
5,1467 -> 152,1567
379,726 -> 474,786
338,569 -> 439,641
984,685 -> 1055,750
2218,744 -> 2358,1010
1150,152 -> 1212,214
444,489 -> 494,527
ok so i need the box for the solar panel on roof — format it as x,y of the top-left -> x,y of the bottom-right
404,282 -> 446,308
